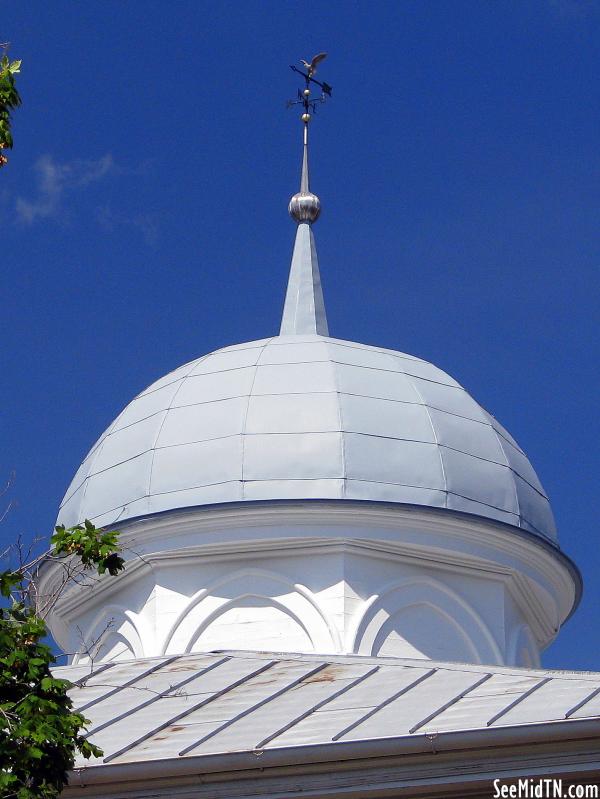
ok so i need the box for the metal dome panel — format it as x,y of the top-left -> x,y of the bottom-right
57,335 -> 557,543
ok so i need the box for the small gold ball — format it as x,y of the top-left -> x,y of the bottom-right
303,88 -> 310,97
301,113 -> 311,123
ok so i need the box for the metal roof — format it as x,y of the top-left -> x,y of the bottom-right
56,650 -> 600,769
280,224 -> 328,335
57,335 -> 556,542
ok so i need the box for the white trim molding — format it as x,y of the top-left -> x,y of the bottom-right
40,501 -> 580,667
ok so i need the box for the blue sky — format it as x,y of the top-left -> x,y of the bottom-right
2,1 -> 599,669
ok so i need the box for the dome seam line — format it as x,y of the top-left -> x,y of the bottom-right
63,398 -> 132,513
327,342 -> 347,500
488,424 -> 521,524
69,435 -> 111,521
276,337 -> 422,362
87,392 -> 511,440
79,484 -> 544,538
146,353 -> 215,504
69,434 -> 547,503
407,371 -> 449,511
240,337 -> 278,498
202,354 -> 463,390
111,477 -> 449,501
151,389 -> 485,425
107,409 -> 168,436
134,375 -> 186,399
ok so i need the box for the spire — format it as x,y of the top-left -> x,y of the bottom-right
280,55 -> 332,337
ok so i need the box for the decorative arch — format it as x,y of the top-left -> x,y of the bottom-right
91,631 -> 137,663
349,576 -> 502,664
371,601 -> 479,662
188,594 -> 314,653
72,604 -> 144,665
162,568 -> 339,655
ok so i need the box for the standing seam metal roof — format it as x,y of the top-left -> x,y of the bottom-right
56,650 -> 600,768
57,334 -> 557,543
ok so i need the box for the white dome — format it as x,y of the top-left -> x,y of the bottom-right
57,334 -> 557,543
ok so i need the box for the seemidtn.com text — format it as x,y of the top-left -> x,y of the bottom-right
494,780 -> 598,798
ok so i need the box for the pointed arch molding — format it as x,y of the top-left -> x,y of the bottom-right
72,604 -> 145,665
161,568 -> 340,656
349,577 -> 502,664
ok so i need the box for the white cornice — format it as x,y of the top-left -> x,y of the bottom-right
114,501 -> 577,593
43,501 -> 578,653
138,504 -> 573,591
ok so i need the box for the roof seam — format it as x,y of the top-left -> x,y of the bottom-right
90,655 -> 232,740
107,409 -> 170,436
146,352 -> 215,504
78,429 -> 538,496
408,672 -> 493,733
134,359 -> 203,398
565,685 -> 600,718
408,375 -> 449,510
99,657 -> 254,763
332,668 -> 437,741
240,337 -> 278,498
79,482 -> 542,533
138,388 -> 486,424
178,661 -> 331,757
255,665 -> 380,748
81,479 -> 525,516
489,422 -> 521,526
191,356 -> 462,389
76,655 -> 179,713
486,677 -> 552,727
72,661 -> 115,687
328,344 -> 347,498
278,337 -> 422,361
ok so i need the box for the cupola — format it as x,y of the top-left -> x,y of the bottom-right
42,60 -> 581,670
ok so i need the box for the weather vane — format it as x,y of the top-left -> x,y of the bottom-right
287,52 -> 332,123
286,53 -> 331,226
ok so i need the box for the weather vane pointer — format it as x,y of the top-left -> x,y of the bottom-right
288,52 -> 333,122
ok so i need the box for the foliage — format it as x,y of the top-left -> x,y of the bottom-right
53,520 -> 124,576
0,47 -> 22,167
0,521 -> 124,799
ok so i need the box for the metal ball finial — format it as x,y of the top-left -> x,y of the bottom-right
289,191 -> 321,224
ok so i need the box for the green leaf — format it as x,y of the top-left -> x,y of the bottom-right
0,514 -> 119,794
0,569 -> 23,597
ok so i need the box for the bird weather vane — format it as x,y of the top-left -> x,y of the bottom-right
288,52 -> 332,121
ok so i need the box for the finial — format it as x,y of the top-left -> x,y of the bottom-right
288,123 -> 321,224
280,55 -> 332,337
287,54 -> 332,225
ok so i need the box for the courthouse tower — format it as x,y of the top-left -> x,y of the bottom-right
43,58 -> 600,799
43,60 -> 580,671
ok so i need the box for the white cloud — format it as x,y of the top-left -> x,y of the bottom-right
96,204 -> 159,246
16,154 -> 114,224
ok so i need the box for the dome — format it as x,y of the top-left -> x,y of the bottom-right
57,334 -> 556,543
